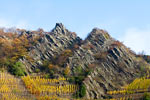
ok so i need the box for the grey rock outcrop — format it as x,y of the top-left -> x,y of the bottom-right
66,28 -> 142,99
20,23 -> 147,99
21,23 -> 81,72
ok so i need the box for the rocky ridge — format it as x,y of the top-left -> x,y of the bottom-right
20,23 -> 81,72
19,23 -> 148,99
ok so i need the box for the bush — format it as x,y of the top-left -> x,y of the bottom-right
41,60 -> 60,78
94,51 -> 108,61
75,76 -> 85,84
44,73 -> 50,79
9,62 -> 26,76
143,93 -> 150,100
49,70 -> 55,78
42,60 -> 50,70
42,60 -> 58,71
35,68 -> 40,73
69,76 -> 84,84
74,66 -> 82,75
84,69 -> 91,76
69,76 -> 87,98
56,49 -> 73,66
74,84 -> 86,98
64,65 -> 70,77
70,65 -> 90,98
80,84 -> 86,97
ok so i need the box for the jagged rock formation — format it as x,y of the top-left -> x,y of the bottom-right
20,23 -> 81,72
19,23 -> 148,99
67,28 -> 142,99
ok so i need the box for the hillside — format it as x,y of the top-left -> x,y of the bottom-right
0,23 -> 149,99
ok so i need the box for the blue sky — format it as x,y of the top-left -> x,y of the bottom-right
0,0 -> 150,54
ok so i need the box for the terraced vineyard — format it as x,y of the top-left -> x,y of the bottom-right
107,75 -> 150,100
0,73 -> 35,100
1,71 -> 150,100
0,72 -> 78,100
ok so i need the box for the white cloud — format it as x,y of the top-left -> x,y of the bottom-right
119,28 -> 150,55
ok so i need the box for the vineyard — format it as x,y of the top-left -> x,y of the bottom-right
0,72 -> 78,100
1,72 -> 150,100
107,75 -> 150,100
0,72 -> 35,100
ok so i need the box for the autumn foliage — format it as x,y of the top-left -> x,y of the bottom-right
111,40 -> 123,47
94,51 -> 108,61
0,28 -> 41,72
55,49 -> 73,66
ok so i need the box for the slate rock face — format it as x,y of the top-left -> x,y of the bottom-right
20,23 -> 146,99
20,23 -> 81,72
66,28 -> 141,99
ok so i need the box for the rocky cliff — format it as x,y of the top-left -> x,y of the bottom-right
20,23 -> 81,72
66,27 -> 146,99
19,23 -> 148,99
